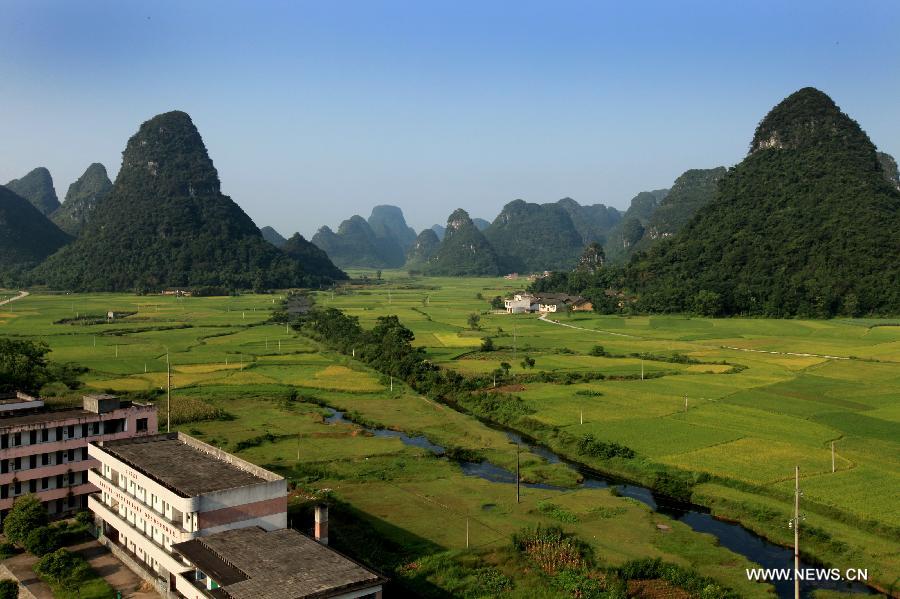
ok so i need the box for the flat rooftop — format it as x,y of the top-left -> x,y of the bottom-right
0,407 -> 92,429
97,433 -> 280,497
173,527 -> 384,599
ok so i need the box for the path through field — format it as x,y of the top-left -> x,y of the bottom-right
0,290 -> 29,306
537,312 -> 638,337
719,345 -> 850,360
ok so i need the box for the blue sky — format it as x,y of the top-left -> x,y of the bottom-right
1,0 -> 898,237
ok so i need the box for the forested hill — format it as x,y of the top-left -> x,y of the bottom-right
483,199 -> 584,271
0,187 -> 71,282
51,163 -> 113,236
34,111 -> 344,291
424,208 -> 503,275
602,189 -> 669,263
311,215 -> 405,268
404,228 -> 440,270
629,167 -> 726,254
626,87 -> 900,317
261,226 -> 288,248
4,167 -> 60,216
556,197 -> 622,245
367,205 -> 417,251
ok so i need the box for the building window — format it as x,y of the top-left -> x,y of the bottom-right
13,457 -> 21,471
29,430 -> 37,445
28,480 -> 36,493
42,453 -> 50,466
67,425 -> 75,439
41,428 -> 49,442
67,449 -> 75,462
12,433 -> 21,447
41,477 -> 48,490
0,460 -> 7,474
14,481 -> 21,495
136,418 -> 148,433
29,455 -> 36,469
91,422 -> 100,436
55,426 -> 62,441
0,434 -> 7,449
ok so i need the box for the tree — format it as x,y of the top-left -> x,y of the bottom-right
692,290 -> 722,317
467,313 -> 481,330
375,269 -> 382,280
0,339 -> 51,393
3,495 -> 49,546
521,356 -> 535,369
500,362 -> 511,377
0,579 -> 18,599
576,242 -> 605,273
589,345 -> 607,357
480,337 -> 495,352
490,296 -> 504,310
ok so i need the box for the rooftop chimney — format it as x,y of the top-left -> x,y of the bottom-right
314,504 -> 329,545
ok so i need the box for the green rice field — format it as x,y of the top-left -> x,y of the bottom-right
1,281 -> 898,595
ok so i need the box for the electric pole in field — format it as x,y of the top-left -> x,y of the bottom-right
641,359 -> 644,380
513,325 -> 517,361
791,465 -> 801,599
166,353 -> 171,433
831,441 -> 835,473
515,444 -> 520,504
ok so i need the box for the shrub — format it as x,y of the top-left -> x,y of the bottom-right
537,501 -> 578,523
75,510 -> 94,527
34,549 -> 88,592
480,337 -> 495,352
589,345 -> 607,356
0,579 -> 17,599
512,525 -> 590,575
576,434 -> 635,460
23,526 -> 61,556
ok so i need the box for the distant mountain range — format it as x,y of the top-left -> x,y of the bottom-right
3,87 -> 898,314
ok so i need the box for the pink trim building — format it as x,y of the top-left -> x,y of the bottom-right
0,392 -> 157,521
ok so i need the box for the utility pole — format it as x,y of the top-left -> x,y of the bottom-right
515,445 -> 520,504
580,409 -> 583,425
466,518 -> 469,548
390,376 -> 393,392
831,441 -> 835,473
166,353 -> 171,433
641,359 -> 644,380
684,394 -> 688,413
792,465 -> 800,599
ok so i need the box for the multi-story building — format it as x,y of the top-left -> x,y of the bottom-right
0,391 -> 157,521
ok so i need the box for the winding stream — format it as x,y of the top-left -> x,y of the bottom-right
323,409 -> 877,598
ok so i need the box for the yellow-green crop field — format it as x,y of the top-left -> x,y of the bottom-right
1,279 -> 898,595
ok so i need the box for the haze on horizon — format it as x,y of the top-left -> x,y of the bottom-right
1,0 -> 899,238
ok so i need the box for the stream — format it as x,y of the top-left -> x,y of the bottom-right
323,409 -> 877,598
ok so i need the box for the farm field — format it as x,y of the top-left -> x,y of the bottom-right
316,271 -> 900,590
0,289 -> 776,597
